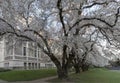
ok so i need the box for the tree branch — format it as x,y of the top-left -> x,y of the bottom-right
57,0 -> 67,36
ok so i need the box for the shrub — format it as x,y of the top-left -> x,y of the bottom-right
81,62 -> 90,71
109,58 -> 120,67
0,68 -> 11,72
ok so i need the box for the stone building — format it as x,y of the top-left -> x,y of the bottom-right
0,37 -> 55,69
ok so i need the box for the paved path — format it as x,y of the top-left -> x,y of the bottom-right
0,76 -> 57,83
0,80 -> 7,83
12,76 -> 57,83
0,73 -> 75,83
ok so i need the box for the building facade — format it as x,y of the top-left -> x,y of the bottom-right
0,37 -> 55,69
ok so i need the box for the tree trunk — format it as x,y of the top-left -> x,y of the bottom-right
48,53 -> 68,79
81,64 -> 89,72
57,66 -> 68,79
56,44 -> 69,79
74,65 -> 81,73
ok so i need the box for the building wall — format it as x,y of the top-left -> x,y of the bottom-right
0,37 -> 55,69
0,38 -> 5,68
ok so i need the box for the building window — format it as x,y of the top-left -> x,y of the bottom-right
15,41 -> 22,55
29,48 -> 34,57
6,41 -> 13,55
28,63 -> 31,69
37,48 -> 41,58
24,62 -> 27,69
23,47 -> 26,56
35,63 -> 37,69
39,63 -> 40,68
35,50 -> 37,57
4,63 -> 9,68
45,64 -> 53,68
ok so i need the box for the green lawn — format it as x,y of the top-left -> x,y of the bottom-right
50,68 -> 120,83
1,68 -> 120,83
0,68 -> 57,82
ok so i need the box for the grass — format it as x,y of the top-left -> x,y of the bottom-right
50,68 -> 120,83
0,68 -> 57,82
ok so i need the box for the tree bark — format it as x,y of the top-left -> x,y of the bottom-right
48,53 -> 68,79
81,64 -> 89,72
57,66 -> 68,79
74,64 -> 81,73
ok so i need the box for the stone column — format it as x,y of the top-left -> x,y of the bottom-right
13,40 -> 15,60
26,42 -> 29,70
37,47 -> 39,69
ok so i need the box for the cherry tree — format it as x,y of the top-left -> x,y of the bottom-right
0,0 -> 120,79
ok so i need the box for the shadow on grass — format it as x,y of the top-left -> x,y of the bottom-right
48,68 -> 120,83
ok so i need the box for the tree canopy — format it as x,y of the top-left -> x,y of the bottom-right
0,0 -> 120,79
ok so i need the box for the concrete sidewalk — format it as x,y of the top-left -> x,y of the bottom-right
0,72 -> 75,83
0,80 -> 8,83
11,76 -> 57,83
0,76 -> 57,83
